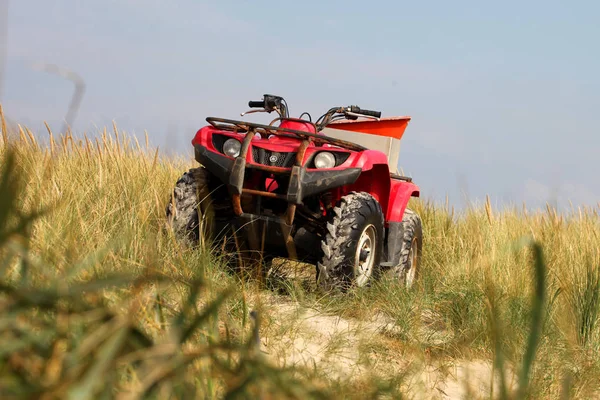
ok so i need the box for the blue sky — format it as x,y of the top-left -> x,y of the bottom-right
1,0 -> 599,210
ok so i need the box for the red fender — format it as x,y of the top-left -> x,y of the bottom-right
346,150 -> 389,170
192,126 -> 214,148
387,180 -> 420,223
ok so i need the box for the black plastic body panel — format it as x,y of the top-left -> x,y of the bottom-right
195,144 -> 361,204
381,221 -> 404,268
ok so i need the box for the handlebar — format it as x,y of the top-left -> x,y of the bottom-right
350,106 -> 382,118
244,95 -> 383,132
313,105 -> 383,131
247,95 -> 289,118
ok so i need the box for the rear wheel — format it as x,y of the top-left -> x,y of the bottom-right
388,208 -> 423,288
317,192 -> 385,291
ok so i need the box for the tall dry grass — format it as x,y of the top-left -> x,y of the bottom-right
1,106 -> 599,399
0,111 -> 339,399
312,179 -> 600,397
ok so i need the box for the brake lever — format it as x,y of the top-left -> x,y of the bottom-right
241,109 -> 267,117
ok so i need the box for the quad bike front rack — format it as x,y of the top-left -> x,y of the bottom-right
206,117 -> 367,151
205,117 -> 372,261
205,117 -> 367,223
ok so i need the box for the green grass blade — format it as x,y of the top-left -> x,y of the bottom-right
517,241 -> 547,398
68,324 -> 129,400
180,287 -> 233,344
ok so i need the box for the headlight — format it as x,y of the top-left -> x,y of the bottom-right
314,152 -> 336,169
223,138 -> 241,157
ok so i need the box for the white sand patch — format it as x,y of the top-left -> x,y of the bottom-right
256,296 -> 516,398
260,300 -> 378,379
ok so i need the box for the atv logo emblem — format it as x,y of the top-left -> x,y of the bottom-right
269,155 -> 278,163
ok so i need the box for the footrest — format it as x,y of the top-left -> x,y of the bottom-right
390,173 -> 412,182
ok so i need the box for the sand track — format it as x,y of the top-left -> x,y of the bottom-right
258,297 -> 515,399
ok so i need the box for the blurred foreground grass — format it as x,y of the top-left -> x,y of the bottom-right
0,107 -> 599,399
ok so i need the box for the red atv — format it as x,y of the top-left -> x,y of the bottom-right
167,95 -> 422,291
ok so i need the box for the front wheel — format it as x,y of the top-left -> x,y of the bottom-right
317,192 -> 385,291
165,167 -> 216,245
165,167 -> 236,249
165,167 -> 262,272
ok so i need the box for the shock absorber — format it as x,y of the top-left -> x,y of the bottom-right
321,191 -> 334,214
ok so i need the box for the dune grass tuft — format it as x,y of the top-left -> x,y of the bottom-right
1,107 -> 599,398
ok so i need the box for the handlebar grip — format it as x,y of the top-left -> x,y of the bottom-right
359,108 -> 382,118
350,106 -> 382,118
248,100 -> 265,108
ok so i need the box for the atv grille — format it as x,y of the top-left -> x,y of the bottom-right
251,147 -> 296,168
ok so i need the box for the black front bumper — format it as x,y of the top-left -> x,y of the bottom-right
195,145 -> 361,204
